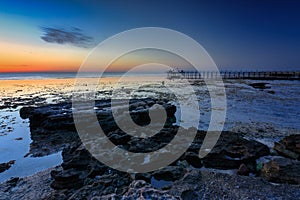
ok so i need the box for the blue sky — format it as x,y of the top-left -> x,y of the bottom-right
0,0 -> 300,72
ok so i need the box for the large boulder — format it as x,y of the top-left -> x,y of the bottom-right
202,133 -> 270,170
261,157 -> 300,184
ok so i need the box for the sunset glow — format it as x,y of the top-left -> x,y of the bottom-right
0,41 -> 88,72
1,1 -> 300,73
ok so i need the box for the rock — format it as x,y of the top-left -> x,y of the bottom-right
0,160 -> 15,173
3,177 -> 20,193
129,101 -> 146,111
60,172 -> 133,199
19,99 -> 176,157
274,142 -> 299,160
45,98 -> 178,193
202,133 -> 270,170
107,130 -> 131,145
237,163 -> 250,176
0,105 -> 8,110
19,103 -> 78,157
153,166 -> 185,181
274,135 -> 300,160
183,151 -> 203,168
61,143 -> 92,170
4,101 -> 11,106
1,177 -> 20,193
135,173 -> 152,183
261,157 -> 300,184
50,169 -> 86,189
61,143 -> 108,176
110,180 -> 178,199
249,82 -> 271,89
19,106 -> 34,119
6,177 -> 19,186
181,189 -> 199,200
280,134 -> 300,154
186,129 -> 206,153
51,142 -> 109,190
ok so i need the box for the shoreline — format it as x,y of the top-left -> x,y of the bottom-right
0,78 -> 299,199
0,98 -> 297,199
0,105 -> 299,184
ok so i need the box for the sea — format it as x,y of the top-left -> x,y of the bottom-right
0,72 -> 164,80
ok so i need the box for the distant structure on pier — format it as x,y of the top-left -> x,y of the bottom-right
167,69 -> 300,80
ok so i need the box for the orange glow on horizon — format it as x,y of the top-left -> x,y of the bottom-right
0,41 -> 188,73
0,42 -> 145,73
0,41 -> 87,73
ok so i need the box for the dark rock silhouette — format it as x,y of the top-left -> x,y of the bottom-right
274,134 -> 300,160
261,158 -> 300,184
0,160 -> 15,173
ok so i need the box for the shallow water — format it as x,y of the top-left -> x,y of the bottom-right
224,80 -> 300,130
0,108 -> 62,183
151,176 -> 173,189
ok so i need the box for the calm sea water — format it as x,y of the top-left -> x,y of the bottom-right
0,72 -> 164,80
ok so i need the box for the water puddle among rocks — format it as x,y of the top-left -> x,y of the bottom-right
150,176 -> 173,189
0,108 -> 62,183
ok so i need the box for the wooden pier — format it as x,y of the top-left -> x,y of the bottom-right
167,70 -> 300,80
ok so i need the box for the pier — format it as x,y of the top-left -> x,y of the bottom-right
167,70 -> 300,80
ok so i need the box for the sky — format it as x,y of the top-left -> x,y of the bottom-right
0,0 -> 300,72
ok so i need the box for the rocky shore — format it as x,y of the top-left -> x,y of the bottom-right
1,98 -> 300,199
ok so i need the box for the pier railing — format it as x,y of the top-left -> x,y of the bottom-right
167,70 -> 300,80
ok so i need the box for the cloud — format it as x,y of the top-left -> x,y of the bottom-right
40,26 -> 94,48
